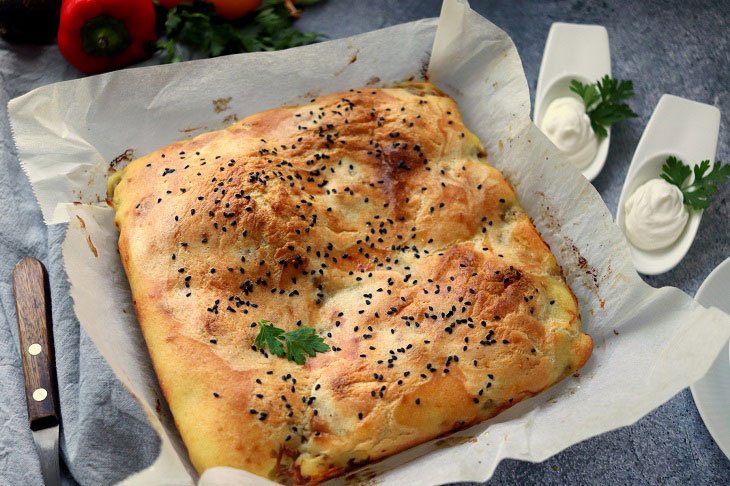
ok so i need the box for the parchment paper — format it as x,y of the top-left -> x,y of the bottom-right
8,1 -> 730,484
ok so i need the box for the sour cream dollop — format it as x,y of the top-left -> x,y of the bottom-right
540,96 -> 598,169
624,178 -> 689,250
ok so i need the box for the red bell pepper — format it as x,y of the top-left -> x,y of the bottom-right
57,0 -> 157,75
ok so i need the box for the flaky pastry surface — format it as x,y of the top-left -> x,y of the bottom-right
109,82 -> 592,485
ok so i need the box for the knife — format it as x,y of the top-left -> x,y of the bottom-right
13,257 -> 61,486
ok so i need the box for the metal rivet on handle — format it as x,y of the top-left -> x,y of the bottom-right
28,343 -> 42,355
32,388 -> 47,401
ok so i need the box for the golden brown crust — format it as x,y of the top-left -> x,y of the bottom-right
110,82 -> 592,485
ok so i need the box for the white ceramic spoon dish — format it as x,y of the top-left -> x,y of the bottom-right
615,95 -> 720,275
534,22 -> 610,181
690,256 -> 730,461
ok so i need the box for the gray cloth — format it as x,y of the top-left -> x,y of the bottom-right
0,45 -> 160,486
1,1 -> 729,485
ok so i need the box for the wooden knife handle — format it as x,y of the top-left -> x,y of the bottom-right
13,257 -> 60,431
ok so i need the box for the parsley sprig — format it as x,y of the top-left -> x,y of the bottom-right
661,156 -> 730,210
158,0 -> 322,63
569,75 -> 638,137
254,320 -> 330,364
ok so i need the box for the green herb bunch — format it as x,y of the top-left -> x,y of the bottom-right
254,320 -> 330,364
661,156 -> 730,210
569,75 -> 638,137
158,0 -> 322,63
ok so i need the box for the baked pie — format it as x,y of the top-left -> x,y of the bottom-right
108,82 -> 592,484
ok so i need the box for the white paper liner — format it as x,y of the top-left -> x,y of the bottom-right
8,1 -> 730,484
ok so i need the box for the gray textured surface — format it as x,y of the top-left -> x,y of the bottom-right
0,0 -> 728,484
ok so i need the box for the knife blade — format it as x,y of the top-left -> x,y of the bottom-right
13,257 -> 61,486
